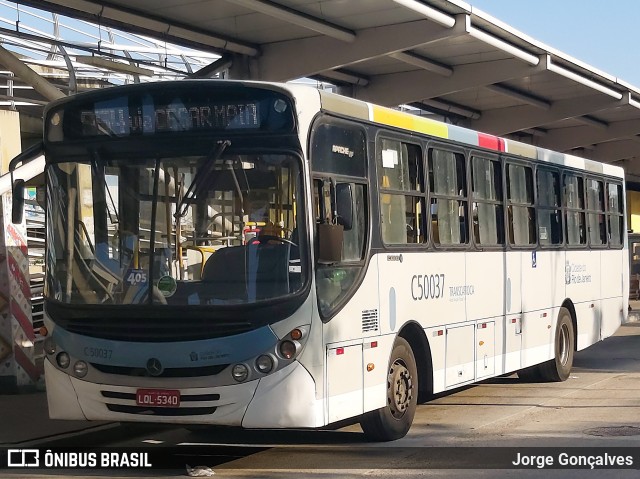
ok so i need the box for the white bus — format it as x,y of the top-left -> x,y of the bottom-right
11,80 -> 628,441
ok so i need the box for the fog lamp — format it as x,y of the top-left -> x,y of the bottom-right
56,352 -> 70,369
232,364 -> 249,382
73,361 -> 88,378
255,355 -> 274,374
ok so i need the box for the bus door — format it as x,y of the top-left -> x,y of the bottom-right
503,161 -> 531,373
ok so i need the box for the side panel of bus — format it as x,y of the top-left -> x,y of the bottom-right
503,251 -> 523,373
567,249 -> 602,351
600,249 -> 624,339
520,250 -> 566,367
377,251 -> 466,393
323,263 -> 384,423
465,251 -> 502,378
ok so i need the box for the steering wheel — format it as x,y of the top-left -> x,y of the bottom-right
249,235 -> 297,247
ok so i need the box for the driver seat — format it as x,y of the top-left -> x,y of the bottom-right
202,243 -> 291,301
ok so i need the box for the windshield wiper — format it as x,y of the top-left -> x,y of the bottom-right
175,140 -> 231,219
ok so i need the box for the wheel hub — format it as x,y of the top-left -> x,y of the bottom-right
388,359 -> 413,419
559,322 -> 569,366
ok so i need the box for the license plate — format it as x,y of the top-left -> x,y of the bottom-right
136,389 -> 180,407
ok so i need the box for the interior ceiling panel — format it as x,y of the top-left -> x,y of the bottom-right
16,0 -> 640,163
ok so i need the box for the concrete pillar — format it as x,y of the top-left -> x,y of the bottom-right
227,53 -> 256,80
0,110 -> 41,392
627,190 -> 640,233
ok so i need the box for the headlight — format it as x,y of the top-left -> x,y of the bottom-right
73,361 -> 88,378
56,352 -> 70,369
255,355 -> 274,374
231,364 -> 249,382
279,340 -> 296,359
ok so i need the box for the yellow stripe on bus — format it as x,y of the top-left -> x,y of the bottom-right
372,105 -> 448,139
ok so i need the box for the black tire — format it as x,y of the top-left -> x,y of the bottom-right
517,307 -> 574,382
360,337 -> 418,441
538,307 -> 574,382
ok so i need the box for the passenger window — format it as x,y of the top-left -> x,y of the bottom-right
506,163 -> 535,246
536,169 -> 563,245
563,174 -> 586,245
586,179 -> 606,246
607,183 -> 623,246
428,148 -> 468,245
313,178 -> 368,318
378,139 -> 425,244
471,156 -> 504,245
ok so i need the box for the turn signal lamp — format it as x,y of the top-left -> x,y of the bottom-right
290,328 -> 303,340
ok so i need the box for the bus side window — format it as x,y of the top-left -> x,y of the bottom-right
378,139 -> 424,245
428,148 -> 468,245
313,179 -> 366,262
313,178 -> 367,316
471,156 -> 504,246
607,183 -> 623,246
506,163 -> 536,246
536,168 -> 563,246
563,174 -> 586,245
586,178 -> 606,246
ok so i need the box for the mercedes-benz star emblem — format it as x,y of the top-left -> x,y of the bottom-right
146,358 -> 164,376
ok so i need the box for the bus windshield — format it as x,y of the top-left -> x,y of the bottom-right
45,151 -> 306,307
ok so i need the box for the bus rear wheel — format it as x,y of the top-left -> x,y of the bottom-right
538,308 -> 575,382
360,337 -> 417,441
518,307 -> 574,382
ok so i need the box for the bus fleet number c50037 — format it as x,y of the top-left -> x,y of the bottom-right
411,274 -> 445,301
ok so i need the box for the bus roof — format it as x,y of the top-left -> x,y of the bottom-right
314,88 -> 624,180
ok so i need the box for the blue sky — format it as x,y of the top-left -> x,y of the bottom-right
468,0 -> 640,86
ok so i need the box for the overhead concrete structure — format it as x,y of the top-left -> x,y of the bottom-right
17,0 -> 640,180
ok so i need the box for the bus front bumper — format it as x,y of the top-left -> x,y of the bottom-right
45,359 -> 322,428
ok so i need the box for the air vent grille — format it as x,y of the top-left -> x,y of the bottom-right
362,309 -> 379,332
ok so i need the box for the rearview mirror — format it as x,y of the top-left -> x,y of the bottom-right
12,179 -> 25,224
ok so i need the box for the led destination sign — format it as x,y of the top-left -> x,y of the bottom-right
81,102 -> 260,136
47,86 -> 295,141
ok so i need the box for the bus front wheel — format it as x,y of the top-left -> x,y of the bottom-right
360,337 -> 417,441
